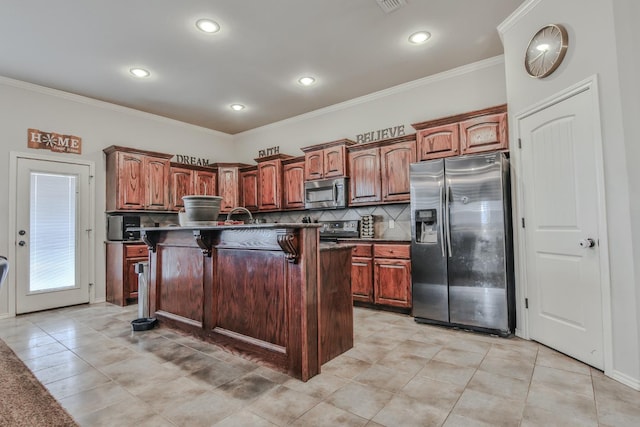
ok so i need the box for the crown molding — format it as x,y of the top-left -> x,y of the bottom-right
498,0 -> 542,40
237,55 -> 505,137
0,75 -> 231,138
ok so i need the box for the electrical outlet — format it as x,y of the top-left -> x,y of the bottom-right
389,219 -> 395,229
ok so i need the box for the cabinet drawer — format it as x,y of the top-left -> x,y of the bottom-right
373,244 -> 409,259
125,244 -> 148,258
352,244 -> 373,257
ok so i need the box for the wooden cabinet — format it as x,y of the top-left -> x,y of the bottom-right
282,157 -> 305,210
349,242 -> 411,309
106,242 -> 148,306
351,244 -> 374,303
301,139 -> 356,181
381,139 -> 416,202
257,157 -> 286,212
214,163 -> 250,214
104,146 -> 172,211
349,147 -> 381,205
373,244 -> 412,308
348,135 -> 416,206
169,163 -> 218,211
194,169 -> 216,197
240,166 -> 259,212
459,112 -> 508,155
416,123 -> 460,160
412,105 -> 508,161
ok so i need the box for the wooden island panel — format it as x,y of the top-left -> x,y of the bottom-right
142,225 -> 348,381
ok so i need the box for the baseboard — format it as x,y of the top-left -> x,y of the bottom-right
608,369 -> 640,391
92,297 -> 106,304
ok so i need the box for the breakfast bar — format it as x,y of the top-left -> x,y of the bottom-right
139,224 -> 353,381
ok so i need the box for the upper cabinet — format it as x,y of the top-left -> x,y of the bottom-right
348,135 -> 416,206
301,139 -> 356,181
282,157 -> 305,210
240,165 -> 259,212
104,146 -> 173,212
214,163 -> 250,214
256,154 -> 293,212
169,163 -> 218,211
459,112 -> 508,155
416,123 -> 460,160
412,105 -> 508,161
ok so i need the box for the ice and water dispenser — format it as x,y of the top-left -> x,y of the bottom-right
414,209 -> 438,244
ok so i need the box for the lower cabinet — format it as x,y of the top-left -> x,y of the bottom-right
106,242 -> 148,306
350,242 -> 411,309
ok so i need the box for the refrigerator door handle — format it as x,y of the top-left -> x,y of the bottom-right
438,184 -> 445,257
445,182 -> 453,257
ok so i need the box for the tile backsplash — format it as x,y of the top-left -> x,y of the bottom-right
122,203 -> 412,241
255,203 -> 411,240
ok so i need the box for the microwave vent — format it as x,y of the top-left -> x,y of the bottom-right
375,0 -> 407,14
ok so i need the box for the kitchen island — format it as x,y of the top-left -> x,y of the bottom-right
139,224 -> 353,381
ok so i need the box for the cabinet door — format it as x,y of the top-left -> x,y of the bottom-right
352,256 -> 374,303
169,167 -> 193,211
349,148 -> 381,205
218,167 -> 240,213
145,157 -> 170,210
241,168 -> 259,212
116,152 -> 145,209
258,161 -> 282,211
460,112 -> 508,155
324,146 -> 346,178
283,162 -> 305,210
194,170 -> 216,197
305,150 -> 324,180
125,256 -> 146,300
417,123 -> 460,160
381,140 -> 416,203
374,258 -> 412,308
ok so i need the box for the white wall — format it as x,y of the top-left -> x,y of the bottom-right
499,0 -> 640,387
0,78 -> 234,316
233,58 -> 509,162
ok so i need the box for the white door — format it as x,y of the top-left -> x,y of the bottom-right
519,87 -> 604,369
15,157 -> 92,314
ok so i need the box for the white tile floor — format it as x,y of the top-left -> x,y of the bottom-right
1,303 -> 639,426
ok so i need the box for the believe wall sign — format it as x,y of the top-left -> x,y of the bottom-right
27,128 -> 82,154
355,125 -> 405,144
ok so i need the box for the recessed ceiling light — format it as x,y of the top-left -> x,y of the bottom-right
408,31 -> 431,44
129,68 -> 150,78
196,19 -> 220,33
298,76 -> 316,86
230,104 -> 245,111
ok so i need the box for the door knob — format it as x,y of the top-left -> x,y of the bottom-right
579,238 -> 595,248
18,241 -> 26,246
18,230 -> 26,236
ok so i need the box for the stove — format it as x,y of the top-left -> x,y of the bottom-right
318,220 -> 360,240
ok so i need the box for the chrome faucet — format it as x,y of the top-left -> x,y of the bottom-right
226,207 -> 254,224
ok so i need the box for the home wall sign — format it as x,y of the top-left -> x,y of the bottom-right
174,154 -> 211,167
27,128 -> 82,154
355,125 -> 405,143
258,146 -> 280,158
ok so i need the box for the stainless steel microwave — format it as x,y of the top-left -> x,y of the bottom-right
304,177 -> 348,210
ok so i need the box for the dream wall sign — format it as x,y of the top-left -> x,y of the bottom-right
27,128 -> 82,154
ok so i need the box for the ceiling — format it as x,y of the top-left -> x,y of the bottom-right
0,0 -> 523,135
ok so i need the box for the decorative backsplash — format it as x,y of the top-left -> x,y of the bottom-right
255,203 -> 411,240
131,203 -> 412,241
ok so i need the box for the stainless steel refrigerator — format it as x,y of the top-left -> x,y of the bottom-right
410,152 -> 515,336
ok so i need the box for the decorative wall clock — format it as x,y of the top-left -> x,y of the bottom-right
524,24 -> 569,78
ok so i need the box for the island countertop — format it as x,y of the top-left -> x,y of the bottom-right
137,224 -> 353,381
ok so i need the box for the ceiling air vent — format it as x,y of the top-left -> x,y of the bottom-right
376,0 -> 407,14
